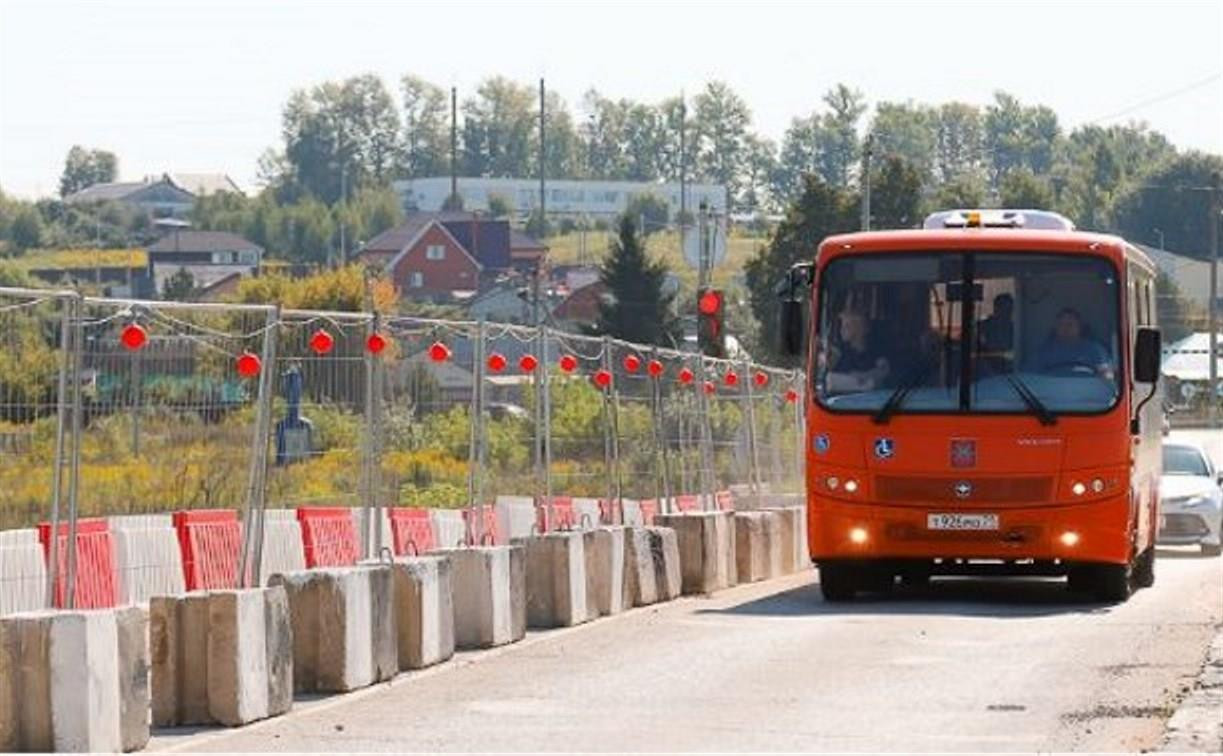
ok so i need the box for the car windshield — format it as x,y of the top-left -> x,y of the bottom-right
1163,446 -> 1210,476
814,252 -> 1121,415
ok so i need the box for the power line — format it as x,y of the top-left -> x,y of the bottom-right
1087,72 -> 1222,125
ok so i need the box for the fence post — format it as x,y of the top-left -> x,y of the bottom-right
45,292 -> 77,607
695,355 -> 716,511
239,305 -> 279,588
542,325 -> 553,509
792,373 -> 805,492
742,358 -> 762,498
650,347 -> 673,513
63,294 -> 85,608
360,311 -> 384,559
600,336 -> 622,521
466,320 -> 487,543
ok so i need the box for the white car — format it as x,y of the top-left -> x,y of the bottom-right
1159,442 -> 1223,556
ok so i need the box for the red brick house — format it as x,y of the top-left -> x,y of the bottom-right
357,216 -> 483,299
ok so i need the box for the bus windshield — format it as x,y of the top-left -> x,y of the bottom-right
814,252 -> 1121,415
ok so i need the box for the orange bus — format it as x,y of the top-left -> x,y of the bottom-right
780,209 -> 1164,603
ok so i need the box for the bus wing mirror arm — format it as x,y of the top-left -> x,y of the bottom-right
777,263 -> 814,357
1130,327 -> 1161,434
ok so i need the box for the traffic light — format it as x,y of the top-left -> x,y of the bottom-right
697,287 -> 726,358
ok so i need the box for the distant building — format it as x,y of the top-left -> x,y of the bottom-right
147,230 -> 262,296
552,280 -> 607,329
65,172 -> 243,218
1139,244 -> 1223,312
468,284 -> 533,325
358,212 -> 546,301
393,177 -> 727,220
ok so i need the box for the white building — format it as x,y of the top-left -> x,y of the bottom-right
393,177 -> 727,220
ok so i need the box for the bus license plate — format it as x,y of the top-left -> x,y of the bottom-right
927,513 -> 999,531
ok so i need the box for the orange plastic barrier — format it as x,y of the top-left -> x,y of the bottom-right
173,509 -> 243,591
638,499 -> 658,525
675,494 -> 701,512
389,507 -> 435,556
37,518 -> 119,609
297,507 -> 359,567
535,496 -> 574,533
462,505 -> 501,545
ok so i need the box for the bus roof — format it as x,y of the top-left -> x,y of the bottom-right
816,228 -> 1155,274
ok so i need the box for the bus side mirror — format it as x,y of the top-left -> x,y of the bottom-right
780,299 -> 804,356
1134,328 -> 1161,384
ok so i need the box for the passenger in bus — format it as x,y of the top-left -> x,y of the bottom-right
979,293 -> 1015,352
826,309 -> 890,392
1034,307 -> 1114,379
977,293 -> 1015,375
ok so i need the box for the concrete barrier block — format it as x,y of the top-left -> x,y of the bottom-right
262,584 -> 293,717
734,511 -> 783,583
585,527 -> 627,618
389,556 -> 455,670
115,605 -> 150,752
207,590 -> 270,726
366,564 -> 397,682
150,593 -> 211,727
152,587 -> 290,729
259,520 -> 306,585
624,527 -> 657,606
267,571 -> 319,693
655,512 -> 736,595
646,526 -> 682,600
271,567 -> 394,694
522,532 -> 588,628
0,609 -> 138,752
429,509 -> 466,549
109,513 -> 173,530
434,546 -> 524,649
494,497 -> 537,540
0,543 -> 48,616
761,506 -> 805,574
113,526 -> 185,605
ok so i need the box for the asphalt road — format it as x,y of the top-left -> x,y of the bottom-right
154,429 -> 1223,753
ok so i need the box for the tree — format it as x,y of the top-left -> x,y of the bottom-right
8,206 -> 43,251
999,168 -> 1054,209
524,208 -> 549,239
691,81 -> 753,208
399,74 -> 449,178
624,192 -> 669,235
279,74 -> 402,203
932,174 -> 987,210
869,102 -> 937,181
1113,151 -> 1223,258
816,84 -> 866,188
58,146 -> 118,197
596,215 -> 680,345
487,194 -> 512,218
743,174 -> 858,363
934,102 -> 985,183
461,76 -> 536,177
869,156 -> 923,229
162,268 -> 195,300
1155,272 -> 1197,343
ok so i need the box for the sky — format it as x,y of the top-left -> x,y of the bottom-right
0,0 -> 1220,199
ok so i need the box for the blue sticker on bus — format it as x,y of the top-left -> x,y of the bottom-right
813,434 -> 830,454
873,437 -> 895,460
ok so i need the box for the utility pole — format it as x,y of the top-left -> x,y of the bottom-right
1209,172 -> 1220,428
698,200 -> 710,290
679,93 -> 687,250
450,86 -> 458,205
539,78 -> 546,233
860,133 -> 873,231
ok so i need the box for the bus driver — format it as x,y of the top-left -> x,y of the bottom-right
1035,307 -> 1114,380
826,309 -> 890,392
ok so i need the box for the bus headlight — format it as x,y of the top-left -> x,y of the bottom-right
825,476 -> 839,490
1071,482 -> 1087,496
844,479 -> 859,494
1060,531 -> 1080,547
849,527 -> 869,544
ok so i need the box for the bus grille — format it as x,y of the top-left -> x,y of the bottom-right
875,476 -> 1053,504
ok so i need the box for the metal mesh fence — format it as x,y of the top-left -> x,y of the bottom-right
0,287 -> 806,608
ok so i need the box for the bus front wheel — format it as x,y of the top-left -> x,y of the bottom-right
818,563 -> 860,602
1069,562 -> 1132,603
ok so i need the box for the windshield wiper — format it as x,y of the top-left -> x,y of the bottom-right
1003,374 -> 1057,426
873,361 -> 935,425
